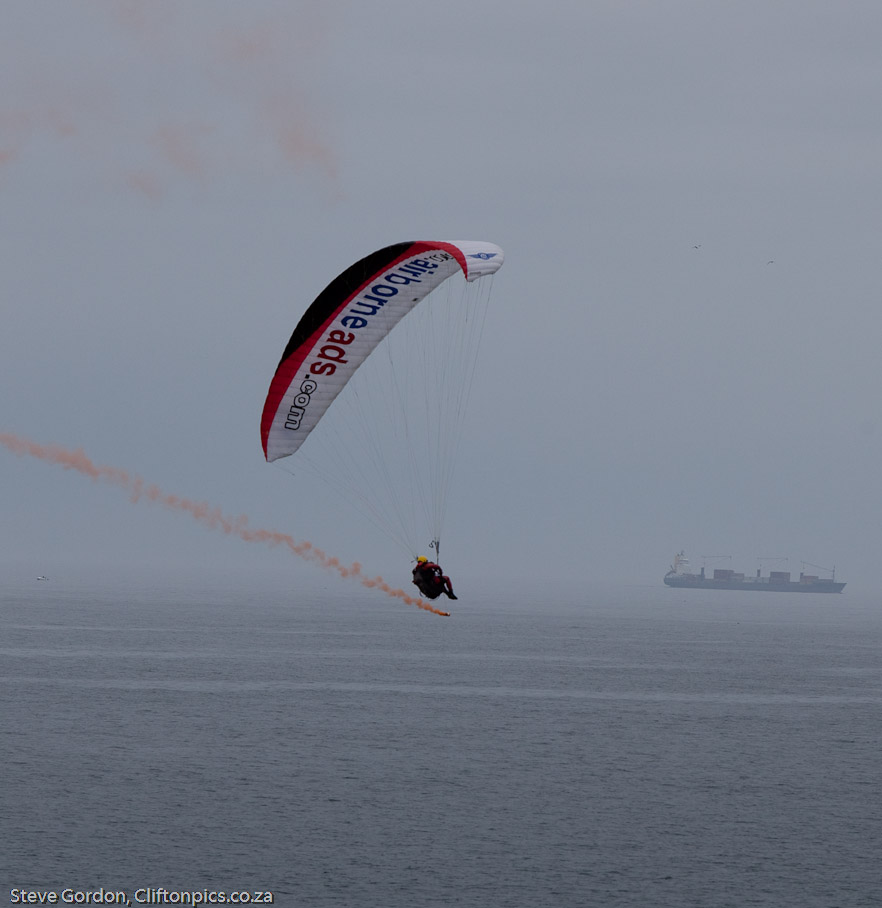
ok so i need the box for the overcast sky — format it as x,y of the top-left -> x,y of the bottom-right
2,0 -> 881,597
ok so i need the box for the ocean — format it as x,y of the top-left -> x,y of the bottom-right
2,574 -> 880,907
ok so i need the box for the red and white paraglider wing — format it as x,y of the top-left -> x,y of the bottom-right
260,240 -> 504,463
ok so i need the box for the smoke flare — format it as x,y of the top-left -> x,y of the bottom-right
0,432 -> 450,617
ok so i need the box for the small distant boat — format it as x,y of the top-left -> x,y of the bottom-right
36,575 -> 49,581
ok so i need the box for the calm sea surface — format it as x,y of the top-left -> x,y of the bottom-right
2,575 -> 881,907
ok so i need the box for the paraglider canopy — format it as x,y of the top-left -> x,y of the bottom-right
261,241 -> 503,463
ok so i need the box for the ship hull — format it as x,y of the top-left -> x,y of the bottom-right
664,574 -> 845,593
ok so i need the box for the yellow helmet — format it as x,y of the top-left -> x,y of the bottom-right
417,556 -> 428,563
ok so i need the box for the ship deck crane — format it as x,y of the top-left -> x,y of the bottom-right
801,560 -> 837,580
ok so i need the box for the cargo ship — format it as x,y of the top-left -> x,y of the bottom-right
664,552 -> 845,593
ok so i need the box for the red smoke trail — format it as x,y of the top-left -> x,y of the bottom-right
0,433 -> 450,617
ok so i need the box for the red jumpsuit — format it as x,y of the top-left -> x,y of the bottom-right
412,562 -> 457,599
